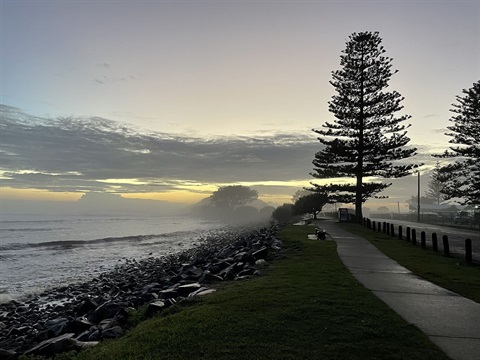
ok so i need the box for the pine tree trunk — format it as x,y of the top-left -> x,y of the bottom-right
355,176 -> 363,223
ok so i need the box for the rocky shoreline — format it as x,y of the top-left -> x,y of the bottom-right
0,225 -> 283,359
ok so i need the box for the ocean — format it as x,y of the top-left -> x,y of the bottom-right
0,214 -> 222,303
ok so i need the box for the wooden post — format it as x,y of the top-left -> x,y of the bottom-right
443,235 -> 450,256
412,229 -> 417,246
372,221 -> 376,231
398,225 -> 403,240
466,238 -> 472,264
390,224 -> 395,237
406,227 -> 411,242
386,222 -> 390,235
421,231 -> 426,249
432,233 -> 438,252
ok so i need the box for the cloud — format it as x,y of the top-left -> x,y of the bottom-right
0,105 -> 319,194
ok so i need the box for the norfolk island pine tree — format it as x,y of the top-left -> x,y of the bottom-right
311,31 -> 420,222
435,80 -> 480,207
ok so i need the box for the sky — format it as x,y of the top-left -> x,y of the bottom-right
1,0 -> 479,210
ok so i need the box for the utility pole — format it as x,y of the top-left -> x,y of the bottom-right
417,171 -> 421,222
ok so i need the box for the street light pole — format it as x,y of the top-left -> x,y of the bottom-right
417,171 -> 421,222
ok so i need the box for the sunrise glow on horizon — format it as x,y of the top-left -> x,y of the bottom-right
1,1 -> 479,209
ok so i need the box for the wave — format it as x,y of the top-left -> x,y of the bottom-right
0,228 -> 67,232
0,230 -> 197,251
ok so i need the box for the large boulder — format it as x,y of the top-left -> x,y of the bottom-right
92,301 -> 127,324
25,333 -> 75,357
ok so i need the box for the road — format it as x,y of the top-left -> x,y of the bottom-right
370,217 -> 480,263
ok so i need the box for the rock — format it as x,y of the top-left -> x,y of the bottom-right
98,318 -> 118,330
255,259 -> 268,267
92,301 -> 127,323
252,247 -> 268,260
188,288 -> 216,297
74,298 -> 98,316
101,326 -> 124,339
177,283 -> 202,297
0,348 -> 16,359
43,317 -> 73,337
147,300 -> 166,315
158,289 -> 178,299
25,333 -> 75,357
69,338 -> 99,350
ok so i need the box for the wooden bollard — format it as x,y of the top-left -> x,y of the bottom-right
367,218 -> 371,229
406,227 -> 411,242
421,231 -> 426,249
443,235 -> 450,256
372,221 -> 376,231
398,225 -> 403,240
386,223 -> 390,235
383,222 -> 386,234
390,224 -> 395,237
378,222 -> 382,233
412,229 -> 417,246
466,238 -> 472,264
363,217 -> 366,227
432,233 -> 438,252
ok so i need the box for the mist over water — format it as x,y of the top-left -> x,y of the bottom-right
0,213 -> 223,302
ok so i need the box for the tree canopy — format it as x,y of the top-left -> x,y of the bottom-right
272,203 -> 294,223
436,81 -> 480,205
292,192 -> 329,219
209,185 -> 258,211
424,162 -> 446,205
311,31 -> 419,221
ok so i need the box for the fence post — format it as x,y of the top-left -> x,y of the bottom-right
390,224 -> 395,237
412,229 -> 417,246
372,221 -> 376,231
363,217 -> 366,227
398,225 -> 403,240
367,218 -> 371,229
443,235 -> 450,256
466,238 -> 472,264
386,222 -> 390,235
406,227 -> 411,242
378,222 -> 381,233
383,222 -> 386,234
432,233 -> 438,252
421,231 -> 426,249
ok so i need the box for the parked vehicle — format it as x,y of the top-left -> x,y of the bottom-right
454,211 -> 473,225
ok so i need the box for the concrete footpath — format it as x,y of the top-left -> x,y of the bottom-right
318,220 -> 480,360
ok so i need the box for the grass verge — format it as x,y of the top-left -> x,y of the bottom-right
55,225 -> 449,360
340,223 -> 480,303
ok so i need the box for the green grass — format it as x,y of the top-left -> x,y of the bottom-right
54,225 -> 450,360
340,223 -> 480,303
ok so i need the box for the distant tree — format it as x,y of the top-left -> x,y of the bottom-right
424,162 -> 447,205
311,31 -> 419,223
406,196 -> 435,212
292,193 -> 329,219
209,185 -> 258,211
377,206 -> 389,213
435,81 -> 480,205
259,206 -> 275,218
272,203 -> 294,223
292,189 -> 311,202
